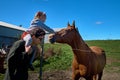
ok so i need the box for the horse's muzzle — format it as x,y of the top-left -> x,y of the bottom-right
48,34 -> 56,44
49,37 -> 55,44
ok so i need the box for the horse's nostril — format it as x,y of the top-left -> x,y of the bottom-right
49,37 -> 55,44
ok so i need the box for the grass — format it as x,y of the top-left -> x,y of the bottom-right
34,43 -> 73,71
0,40 -> 120,79
0,74 -> 4,80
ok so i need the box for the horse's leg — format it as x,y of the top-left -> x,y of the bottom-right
72,70 -> 80,80
72,58 -> 81,80
86,75 -> 93,80
98,71 -> 103,80
93,75 -> 97,80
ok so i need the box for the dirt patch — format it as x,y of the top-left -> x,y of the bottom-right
42,70 -> 72,80
28,69 -> 120,80
103,71 -> 120,80
28,71 -> 39,80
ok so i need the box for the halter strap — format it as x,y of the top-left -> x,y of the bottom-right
72,49 -> 91,52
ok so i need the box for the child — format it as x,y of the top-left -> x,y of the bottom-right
21,11 -> 55,70
29,11 -> 55,33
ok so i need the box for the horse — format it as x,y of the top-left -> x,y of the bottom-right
49,21 -> 106,80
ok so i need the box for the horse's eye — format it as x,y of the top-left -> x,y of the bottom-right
55,32 -> 59,34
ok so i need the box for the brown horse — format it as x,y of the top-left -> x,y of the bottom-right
49,21 -> 106,80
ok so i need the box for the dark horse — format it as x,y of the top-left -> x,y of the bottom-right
49,21 -> 106,80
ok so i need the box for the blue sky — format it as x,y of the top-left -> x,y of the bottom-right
0,0 -> 120,40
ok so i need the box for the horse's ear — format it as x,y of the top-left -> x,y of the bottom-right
72,20 -> 75,28
67,22 -> 70,27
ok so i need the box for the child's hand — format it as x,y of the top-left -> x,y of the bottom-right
25,46 -> 32,54
37,45 -> 42,54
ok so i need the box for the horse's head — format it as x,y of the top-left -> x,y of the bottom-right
49,21 -> 78,44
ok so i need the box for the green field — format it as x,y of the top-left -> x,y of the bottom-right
0,40 -> 120,79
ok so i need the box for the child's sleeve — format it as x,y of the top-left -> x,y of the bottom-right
38,21 -> 55,33
30,19 -> 55,33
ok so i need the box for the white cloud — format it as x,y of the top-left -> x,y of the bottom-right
95,21 -> 103,25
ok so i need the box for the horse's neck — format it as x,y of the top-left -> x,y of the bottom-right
69,32 -> 91,64
70,32 -> 90,51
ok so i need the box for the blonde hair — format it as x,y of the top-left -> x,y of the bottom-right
34,11 -> 46,19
